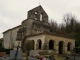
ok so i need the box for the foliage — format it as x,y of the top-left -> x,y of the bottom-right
0,43 -> 2,48
0,48 -> 13,54
26,40 -> 34,51
75,47 -> 80,53
25,40 -> 34,56
75,33 -> 80,47
50,13 -> 80,47
50,20 -> 59,33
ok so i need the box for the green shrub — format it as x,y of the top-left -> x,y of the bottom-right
75,47 -> 80,53
0,49 -> 13,54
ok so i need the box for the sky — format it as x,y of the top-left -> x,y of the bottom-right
0,0 -> 80,38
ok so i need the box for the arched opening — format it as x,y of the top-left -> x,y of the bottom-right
40,14 -> 42,21
35,11 -> 38,20
67,42 -> 71,51
32,40 -> 34,50
59,41 -> 64,54
49,40 -> 54,49
38,39 -> 42,49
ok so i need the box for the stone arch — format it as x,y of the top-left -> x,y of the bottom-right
40,13 -> 43,21
49,40 -> 54,50
67,42 -> 72,51
37,39 -> 42,49
35,11 -> 38,20
31,40 -> 35,50
58,41 -> 64,54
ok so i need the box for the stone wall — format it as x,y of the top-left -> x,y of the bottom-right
3,26 -> 21,49
24,33 -> 75,54
27,5 -> 48,23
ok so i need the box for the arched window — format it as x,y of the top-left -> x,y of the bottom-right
49,40 -> 54,49
40,14 -> 42,21
31,40 -> 34,50
59,41 -> 64,54
67,42 -> 71,51
37,39 -> 42,49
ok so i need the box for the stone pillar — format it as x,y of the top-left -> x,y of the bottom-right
64,46 -> 67,54
55,45 -> 59,54
34,44 -> 38,50
64,42 -> 68,54
41,43 -> 44,49
34,41 -> 38,50
71,43 -> 75,51
54,41 -> 59,54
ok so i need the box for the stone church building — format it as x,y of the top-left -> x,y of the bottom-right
3,5 -> 75,54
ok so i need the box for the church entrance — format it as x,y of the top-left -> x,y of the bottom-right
59,41 -> 63,54
49,40 -> 54,49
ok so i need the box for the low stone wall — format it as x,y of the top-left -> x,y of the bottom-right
29,50 -> 55,56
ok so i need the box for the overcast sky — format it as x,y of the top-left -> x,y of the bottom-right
0,0 -> 80,38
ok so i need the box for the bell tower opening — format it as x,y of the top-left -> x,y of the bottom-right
40,13 -> 42,21
35,11 -> 38,20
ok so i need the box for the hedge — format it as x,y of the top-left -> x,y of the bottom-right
0,48 -> 13,54
75,47 -> 80,53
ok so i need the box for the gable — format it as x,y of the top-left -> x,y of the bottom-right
27,5 -> 48,22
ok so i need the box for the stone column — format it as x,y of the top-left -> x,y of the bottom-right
41,43 -> 44,49
55,45 -> 59,54
34,41 -> 38,50
34,44 -> 38,50
54,41 -> 59,54
64,42 -> 68,54
64,46 -> 67,54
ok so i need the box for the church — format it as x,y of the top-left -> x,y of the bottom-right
3,5 -> 75,54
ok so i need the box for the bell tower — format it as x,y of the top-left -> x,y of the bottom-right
27,5 -> 48,23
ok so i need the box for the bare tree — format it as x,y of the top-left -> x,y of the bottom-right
63,13 -> 76,33
50,19 -> 58,33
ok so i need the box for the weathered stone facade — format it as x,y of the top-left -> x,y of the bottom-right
24,33 -> 75,54
3,25 -> 21,49
3,5 -> 75,54
27,5 -> 48,22
16,5 -> 50,42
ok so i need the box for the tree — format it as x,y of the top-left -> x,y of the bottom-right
0,42 -> 2,48
26,40 -> 34,55
50,19 -> 58,33
63,13 -> 76,33
74,22 -> 80,33
59,23 -> 66,34
75,33 -> 80,47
